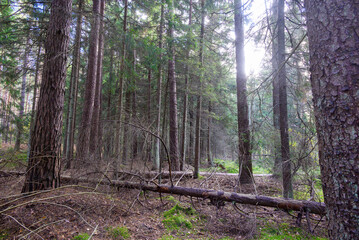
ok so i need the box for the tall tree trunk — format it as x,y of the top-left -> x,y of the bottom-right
207,101 -> 213,166
114,0 -> 128,176
167,0 -> 180,171
271,0 -> 281,176
234,0 -> 252,184
180,0 -> 192,171
122,90 -> 131,164
161,80 -> 169,162
28,44 -> 42,151
154,0 -> 164,171
104,48 -> 114,159
194,0 -> 205,179
188,98 -> 194,164
90,0 -> 105,160
76,0 -> 101,166
305,0 -> 359,238
278,0 -> 292,198
132,50 -> 138,160
22,0 -> 72,192
15,35 -> 30,151
147,68 -> 152,164
65,0 -> 83,169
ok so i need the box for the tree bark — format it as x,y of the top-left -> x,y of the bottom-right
305,0 -> 359,238
194,0 -> 205,179
234,0 -> 252,184
278,0 -> 292,198
76,0 -> 101,166
22,0 -> 73,192
167,0 -> 180,171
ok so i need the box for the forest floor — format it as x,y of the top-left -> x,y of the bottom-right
0,149 -> 328,239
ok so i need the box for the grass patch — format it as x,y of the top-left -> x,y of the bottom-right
106,226 -> 130,239
72,233 -> 90,240
259,223 -> 327,240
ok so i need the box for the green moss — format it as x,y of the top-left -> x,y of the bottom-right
259,223 -> 327,240
72,233 -> 90,240
106,226 -> 130,239
162,204 -> 196,230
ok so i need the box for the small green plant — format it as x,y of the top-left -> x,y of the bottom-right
162,204 -> 196,230
72,233 -> 90,240
106,226 -> 130,239
0,230 -> 9,240
158,235 -> 179,240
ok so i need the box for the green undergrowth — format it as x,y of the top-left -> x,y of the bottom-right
162,204 -> 196,230
200,159 -> 270,175
0,230 -> 9,240
252,164 -> 271,174
200,159 -> 239,174
158,235 -> 234,240
106,226 -> 130,239
294,178 -> 324,202
0,148 -> 27,169
258,222 -> 327,240
72,233 -> 90,240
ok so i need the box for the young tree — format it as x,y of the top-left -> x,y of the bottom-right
234,0 -> 252,184
22,0 -> 72,192
305,0 -> 359,238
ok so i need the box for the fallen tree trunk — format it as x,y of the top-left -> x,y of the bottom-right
61,176 -> 326,215
142,171 -> 272,178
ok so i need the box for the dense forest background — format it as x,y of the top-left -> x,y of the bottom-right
0,0 -> 358,239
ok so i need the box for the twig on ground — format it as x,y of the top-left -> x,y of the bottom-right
2,213 -> 44,240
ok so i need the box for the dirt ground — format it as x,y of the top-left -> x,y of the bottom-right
0,169 -> 328,240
